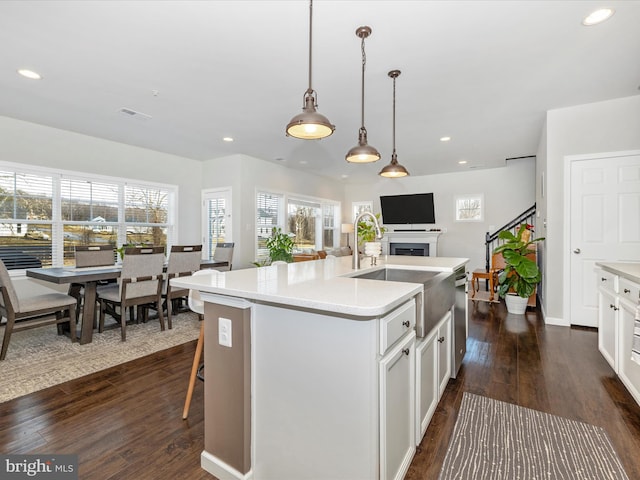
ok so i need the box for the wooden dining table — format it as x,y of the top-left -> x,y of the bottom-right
26,260 -> 229,344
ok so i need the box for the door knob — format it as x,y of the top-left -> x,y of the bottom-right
573,248 -> 581,254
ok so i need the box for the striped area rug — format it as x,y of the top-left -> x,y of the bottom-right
439,392 -> 629,480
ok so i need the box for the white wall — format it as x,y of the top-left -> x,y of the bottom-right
0,116 -> 204,245
202,154 -> 346,269
542,95 -> 640,324
343,157 -> 536,272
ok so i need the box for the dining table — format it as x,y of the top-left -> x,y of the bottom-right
26,260 -> 229,344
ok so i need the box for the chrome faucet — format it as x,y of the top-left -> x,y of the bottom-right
352,211 -> 382,270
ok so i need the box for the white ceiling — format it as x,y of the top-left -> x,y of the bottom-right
1,1 -> 639,182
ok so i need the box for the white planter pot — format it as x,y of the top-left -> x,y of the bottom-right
363,241 -> 382,257
505,294 -> 528,314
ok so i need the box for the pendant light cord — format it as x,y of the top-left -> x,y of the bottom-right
307,0 -> 313,94
392,75 -> 397,156
360,34 -> 366,130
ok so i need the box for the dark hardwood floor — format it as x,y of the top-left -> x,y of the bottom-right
2,298 -> 640,479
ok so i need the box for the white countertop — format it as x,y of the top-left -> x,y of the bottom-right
171,255 -> 468,318
596,262 -> 640,284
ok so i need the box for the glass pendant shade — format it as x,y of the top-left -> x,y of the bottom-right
286,91 -> 335,139
286,0 -> 334,140
379,69 -> 410,178
346,26 -> 379,163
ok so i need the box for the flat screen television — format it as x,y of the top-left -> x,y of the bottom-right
380,193 -> 436,224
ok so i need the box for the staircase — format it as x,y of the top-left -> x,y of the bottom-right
483,204 -> 536,273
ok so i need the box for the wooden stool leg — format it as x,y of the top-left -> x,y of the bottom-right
183,323 -> 205,420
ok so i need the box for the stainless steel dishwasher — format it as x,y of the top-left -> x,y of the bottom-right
452,266 -> 468,377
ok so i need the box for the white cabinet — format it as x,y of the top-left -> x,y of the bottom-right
596,266 -> 640,407
380,330 -> 416,480
597,283 -> 618,371
415,311 -> 451,445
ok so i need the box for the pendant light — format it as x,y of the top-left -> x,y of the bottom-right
379,70 -> 410,178
286,0 -> 335,140
345,26 -> 380,163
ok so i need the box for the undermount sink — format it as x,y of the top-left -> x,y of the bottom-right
350,267 -> 454,337
351,268 -> 441,284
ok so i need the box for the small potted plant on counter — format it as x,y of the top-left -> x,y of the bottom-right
357,213 -> 387,260
493,224 -> 544,314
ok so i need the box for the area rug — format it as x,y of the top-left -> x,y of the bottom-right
438,392 -> 629,480
0,311 -> 200,403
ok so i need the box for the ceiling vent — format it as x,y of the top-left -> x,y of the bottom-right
119,107 -> 152,121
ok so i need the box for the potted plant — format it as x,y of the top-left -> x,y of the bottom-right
357,213 -> 387,259
254,227 -> 295,266
493,224 -> 544,314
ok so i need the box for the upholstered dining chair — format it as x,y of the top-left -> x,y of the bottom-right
183,269 -> 219,419
69,245 -> 116,321
97,246 -> 165,341
0,259 -> 77,360
164,245 -> 203,329
212,242 -> 234,271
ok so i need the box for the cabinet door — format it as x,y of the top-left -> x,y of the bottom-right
617,297 -> 640,405
437,312 -> 452,397
416,330 -> 438,445
380,331 -> 416,480
598,287 -> 618,371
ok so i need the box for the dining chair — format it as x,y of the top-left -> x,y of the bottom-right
69,245 -> 116,321
183,269 -> 218,419
212,242 -> 234,271
164,245 -> 203,329
0,259 -> 77,360
97,246 -> 165,341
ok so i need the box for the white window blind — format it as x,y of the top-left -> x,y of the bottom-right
256,192 -> 282,259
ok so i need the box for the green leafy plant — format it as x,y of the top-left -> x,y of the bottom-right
493,224 -> 544,299
357,213 -> 387,245
254,227 -> 295,266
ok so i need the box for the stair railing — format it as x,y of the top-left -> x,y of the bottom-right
484,204 -> 536,273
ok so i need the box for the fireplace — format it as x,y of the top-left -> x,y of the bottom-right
382,229 -> 444,257
390,242 -> 429,256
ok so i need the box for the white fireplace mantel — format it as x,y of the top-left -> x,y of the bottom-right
382,228 -> 445,257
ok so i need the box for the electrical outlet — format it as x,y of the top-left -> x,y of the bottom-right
218,317 -> 232,347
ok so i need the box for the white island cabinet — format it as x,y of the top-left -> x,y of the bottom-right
171,255 -> 468,480
596,262 -> 640,405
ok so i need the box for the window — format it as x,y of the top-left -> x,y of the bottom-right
455,194 -> 484,221
203,188 -> 232,261
256,191 -> 283,259
0,162 -> 176,270
352,201 -> 373,222
256,190 -> 340,260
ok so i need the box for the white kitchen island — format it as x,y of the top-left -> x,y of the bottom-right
172,255 -> 468,480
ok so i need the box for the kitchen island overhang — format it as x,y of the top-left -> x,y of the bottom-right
171,255 -> 468,480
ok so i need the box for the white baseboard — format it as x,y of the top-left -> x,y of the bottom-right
201,451 -> 252,480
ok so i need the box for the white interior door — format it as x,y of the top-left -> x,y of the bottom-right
569,152 -> 640,327
202,188 -> 232,261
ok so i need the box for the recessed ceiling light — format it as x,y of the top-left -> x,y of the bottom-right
299,160 -> 308,165
440,136 -> 451,142
582,8 -> 614,26
223,137 -> 234,142
17,69 -> 42,80
341,174 -> 349,179
458,160 -> 467,165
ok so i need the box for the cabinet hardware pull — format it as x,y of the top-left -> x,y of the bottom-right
438,336 -> 445,343
601,277 -> 607,282
402,348 -> 410,356
624,288 -> 631,294
402,320 -> 410,327
610,304 -> 619,311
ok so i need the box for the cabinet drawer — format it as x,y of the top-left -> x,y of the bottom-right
619,277 -> 640,303
596,269 -> 618,294
380,299 -> 416,355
